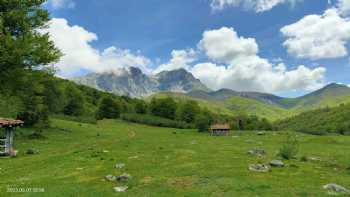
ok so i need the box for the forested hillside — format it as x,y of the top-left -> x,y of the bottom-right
277,104 -> 350,135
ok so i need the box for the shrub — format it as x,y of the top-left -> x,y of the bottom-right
96,97 -> 121,120
278,133 -> 299,160
121,113 -> 194,129
149,97 -> 177,120
195,114 -> 212,132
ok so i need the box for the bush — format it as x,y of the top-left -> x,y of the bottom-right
121,113 -> 194,129
96,97 -> 121,120
195,114 -> 212,132
149,97 -> 177,120
278,133 -> 299,160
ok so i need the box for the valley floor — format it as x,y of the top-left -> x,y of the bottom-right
0,119 -> 350,196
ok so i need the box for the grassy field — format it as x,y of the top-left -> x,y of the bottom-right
1,119 -> 350,196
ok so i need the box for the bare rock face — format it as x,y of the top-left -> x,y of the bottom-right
72,67 -> 210,98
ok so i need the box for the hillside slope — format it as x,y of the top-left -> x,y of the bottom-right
277,103 -> 350,135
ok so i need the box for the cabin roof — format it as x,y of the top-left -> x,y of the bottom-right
210,124 -> 230,130
0,118 -> 24,128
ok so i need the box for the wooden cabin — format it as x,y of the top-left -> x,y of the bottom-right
210,124 -> 230,136
0,118 -> 24,157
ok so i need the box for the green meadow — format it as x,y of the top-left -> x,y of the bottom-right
1,119 -> 349,196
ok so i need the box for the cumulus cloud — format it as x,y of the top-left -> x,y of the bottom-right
190,27 -> 326,93
210,0 -> 302,12
198,27 -> 258,64
45,18 -> 151,77
46,0 -> 75,9
281,8 -> 350,60
337,0 -> 350,15
153,49 -> 197,73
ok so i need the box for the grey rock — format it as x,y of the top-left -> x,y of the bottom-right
116,173 -> 132,182
72,67 -> 210,98
114,186 -> 128,192
269,160 -> 284,167
247,149 -> 266,157
105,175 -> 116,182
323,183 -> 350,195
257,131 -> 266,135
249,164 -> 270,173
115,163 -> 125,169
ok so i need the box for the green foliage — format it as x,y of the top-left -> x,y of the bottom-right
63,85 -> 85,116
277,104 -> 350,135
195,115 -> 211,132
134,100 -> 148,114
0,0 -> 61,92
176,100 -> 200,123
96,97 -> 121,120
149,97 -> 177,120
229,114 -> 273,131
121,113 -> 193,129
278,133 -> 299,160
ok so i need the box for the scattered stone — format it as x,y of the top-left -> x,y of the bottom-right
102,150 -> 109,153
114,186 -> 128,192
105,175 -> 116,182
249,164 -> 270,172
26,148 -> 39,155
76,167 -> 84,170
190,140 -> 197,145
247,149 -> 266,157
115,163 -> 125,169
308,156 -> 321,161
128,156 -> 139,159
323,183 -> 350,195
270,160 -> 284,167
257,131 -> 266,136
116,173 -> 132,182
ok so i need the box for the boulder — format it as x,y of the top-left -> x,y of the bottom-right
247,149 -> 266,157
115,163 -> 125,169
116,173 -> 132,182
249,164 -> 270,173
270,160 -> 284,167
105,175 -> 116,182
114,186 -> 128,192
323,183 -> 350,195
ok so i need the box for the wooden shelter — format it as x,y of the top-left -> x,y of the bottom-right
210,124 -> 230,136
0,118 -> 24,157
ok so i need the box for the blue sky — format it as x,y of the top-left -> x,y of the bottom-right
45,0 -> 350,97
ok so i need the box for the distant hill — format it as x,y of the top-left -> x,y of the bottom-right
278,83 -> 350,110
152,83 -> 350,121
73,67 -> 350,121
277,103 -> 350,135
73,67 -> 210,97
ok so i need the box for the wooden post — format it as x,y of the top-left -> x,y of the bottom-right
4,127 -> 13,155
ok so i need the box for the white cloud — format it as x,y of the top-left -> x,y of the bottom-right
47,0 -> 75,9
190,27 -> 326,93
281,8 -> 350,60
337,0 -> 350,15
198,27 -> 258,64
210,0 -> 302,12
153,49 -> 196,73
45,18 -> 151,77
